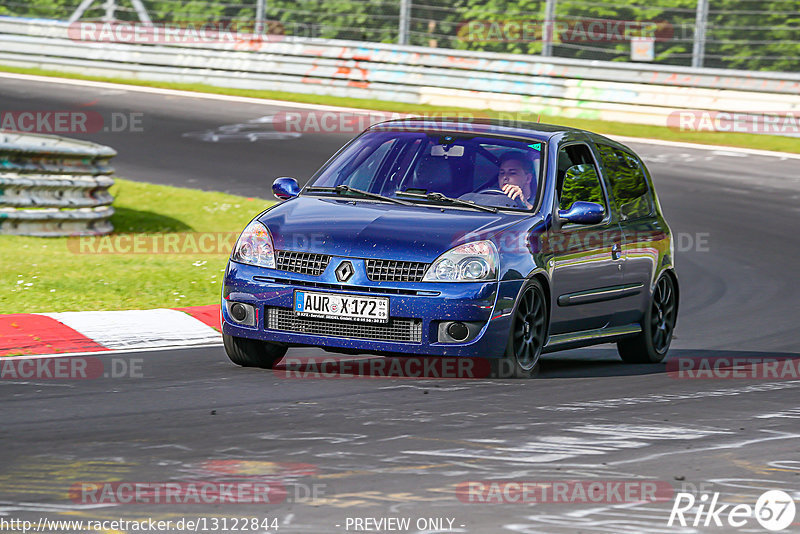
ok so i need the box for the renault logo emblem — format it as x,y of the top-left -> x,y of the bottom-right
335,261 -> 354,282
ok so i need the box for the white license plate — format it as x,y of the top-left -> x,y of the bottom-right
293,291 -> 389,323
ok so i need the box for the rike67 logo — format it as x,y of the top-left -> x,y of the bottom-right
668,490 -> 796,531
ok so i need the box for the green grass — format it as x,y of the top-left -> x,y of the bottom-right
0,179 -> 272,313
2,64 -> 799,155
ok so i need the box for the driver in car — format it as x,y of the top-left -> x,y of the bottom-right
498,152 -> 537,210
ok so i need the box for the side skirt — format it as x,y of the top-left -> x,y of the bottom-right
543,324 -> 642,353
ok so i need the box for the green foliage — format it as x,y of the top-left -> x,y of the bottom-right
454,0 -> 546,54
1,0 -> 797,71
263,0 -> 400,42
596,144 -> 654,220
702,0 -> 800,71
559,164 -> 604,210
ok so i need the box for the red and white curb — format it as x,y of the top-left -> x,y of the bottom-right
0,305 -> 222,357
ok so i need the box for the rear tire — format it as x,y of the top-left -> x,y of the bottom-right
223,333 -> 287,369
618,274 -> 677,363
494,279 -> 548,378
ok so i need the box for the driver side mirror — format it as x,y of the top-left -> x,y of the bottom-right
273,177 -> 300,201
559,201 -> 605,225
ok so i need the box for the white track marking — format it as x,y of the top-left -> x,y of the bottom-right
402,425 -> 728,464
536,382 -> 800,412
605,430 -> 800,467
0,71 -> 386,113
610,135 -> 800,160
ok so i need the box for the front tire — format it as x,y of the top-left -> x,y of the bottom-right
223,333 -> 287,368
618,274 -> 677,363
494,279 -> 548,378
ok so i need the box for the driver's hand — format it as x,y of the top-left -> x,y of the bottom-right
501,184 -> 532,209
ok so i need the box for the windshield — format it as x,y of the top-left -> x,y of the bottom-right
305,130 -> 546,211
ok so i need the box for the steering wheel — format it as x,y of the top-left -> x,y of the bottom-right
476,188 -> 528,209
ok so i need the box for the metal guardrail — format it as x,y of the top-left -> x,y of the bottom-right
0,17 -> 798,131
0,130 -> 116,236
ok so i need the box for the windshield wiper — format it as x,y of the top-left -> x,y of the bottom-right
304,185 -> 413,206
396,190 -> 498,213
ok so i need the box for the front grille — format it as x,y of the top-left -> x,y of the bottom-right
366,259 -> 429,282
253,276 -> 440,296
275,250 -> 330,276
267,308 -> 423,343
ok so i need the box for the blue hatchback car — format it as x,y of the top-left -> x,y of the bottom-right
222,119 -> 679,377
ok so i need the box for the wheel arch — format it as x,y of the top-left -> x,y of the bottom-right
661,268 -> 680,326
528,270 -> 552,339
531,272 -> 551,311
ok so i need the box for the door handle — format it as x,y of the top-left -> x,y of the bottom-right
611,242 -> 622,261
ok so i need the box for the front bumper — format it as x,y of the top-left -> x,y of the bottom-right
221,260 -> 523,359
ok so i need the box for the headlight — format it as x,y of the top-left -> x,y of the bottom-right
423,240 -> 498,282
232,220 -> 276,268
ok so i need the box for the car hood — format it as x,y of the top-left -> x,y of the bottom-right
258,196 -> 528,262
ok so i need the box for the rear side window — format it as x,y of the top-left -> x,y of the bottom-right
596,144 -> 654,221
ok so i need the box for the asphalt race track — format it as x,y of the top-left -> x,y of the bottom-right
2,75 -> 800,533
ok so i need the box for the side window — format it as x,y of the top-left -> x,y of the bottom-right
556,144 -> 607,213
596,144 -> 654,221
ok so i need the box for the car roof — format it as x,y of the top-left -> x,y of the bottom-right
368,117 -> 631,151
